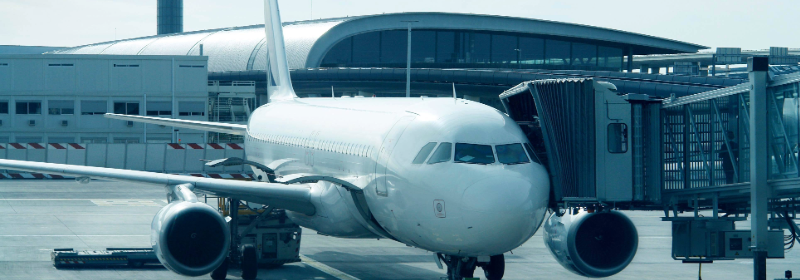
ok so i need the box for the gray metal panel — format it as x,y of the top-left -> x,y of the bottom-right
7,145 -> 25,161
85,144 -> 106,167
67,144 -> 86,166
27,144 -> 45,163
126,144 -> 147,171
184,146 -> 205,172
145,144 -> 166,172
165,144 -> 186,172
46,145 -> 67,164
106,144 -> 126,169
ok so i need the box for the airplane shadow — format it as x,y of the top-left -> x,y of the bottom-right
304,251 -> 448,280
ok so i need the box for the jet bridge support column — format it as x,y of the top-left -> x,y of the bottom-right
749,56 -> 769,280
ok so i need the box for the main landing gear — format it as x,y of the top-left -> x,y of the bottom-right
439,253 -> 505,280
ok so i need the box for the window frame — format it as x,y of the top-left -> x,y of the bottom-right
412,142 -> 438,164
454,143 -> 496,165
48,100 -> 75,115
114,102 -> 140,115
607,123 -> 629,153
16,101 -> 42,115
495,143 -> 531,165
427,142 -> 453,165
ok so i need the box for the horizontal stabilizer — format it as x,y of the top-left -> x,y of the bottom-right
105,113 -> 247,135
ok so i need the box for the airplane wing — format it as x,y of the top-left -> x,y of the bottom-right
104,113 -> 247,136
0,159 -> 315,215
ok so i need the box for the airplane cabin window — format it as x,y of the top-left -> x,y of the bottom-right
412,142 -> 438,164
455,143 -> 495,164
427,142 -> 452,164
496,143 -> 530,165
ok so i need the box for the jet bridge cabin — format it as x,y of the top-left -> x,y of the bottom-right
499,78 -> 663,209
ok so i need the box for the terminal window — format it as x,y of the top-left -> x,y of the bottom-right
179,101 -> 205,116
114,102 -> 140,115
81,101 -> 107,115
48,100 -> 74,115
147,101 -> 172,116
15,101 -> 41,115
320,29 -> 623,71
0,102 -> 7,114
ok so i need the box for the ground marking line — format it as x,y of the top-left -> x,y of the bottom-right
300,254 -> 361,280
0,235 -> 149,237
0,199 -> 158,201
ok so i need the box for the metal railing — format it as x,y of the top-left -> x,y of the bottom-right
661,73 -> 800,191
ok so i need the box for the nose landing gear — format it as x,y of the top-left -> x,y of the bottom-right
439,254 -> 477,280
480,254 -> 505,280
438,253 -> 506,280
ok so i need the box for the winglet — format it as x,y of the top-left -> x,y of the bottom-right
264,0 -> 297,103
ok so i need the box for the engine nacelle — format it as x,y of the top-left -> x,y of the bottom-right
543,210 -> 638,278
151,201 -> 230,276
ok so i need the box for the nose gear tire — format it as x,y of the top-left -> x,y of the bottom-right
483,254 -> 505,280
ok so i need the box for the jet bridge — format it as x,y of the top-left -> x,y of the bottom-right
499,78 -> 663,209
499,58 -> 800,279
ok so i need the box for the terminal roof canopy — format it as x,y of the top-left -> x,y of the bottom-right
53,13 -> 706,73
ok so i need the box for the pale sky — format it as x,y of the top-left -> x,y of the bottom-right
0,0 -> 796,51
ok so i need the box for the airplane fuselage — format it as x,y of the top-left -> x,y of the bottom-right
244,97 -> 550,257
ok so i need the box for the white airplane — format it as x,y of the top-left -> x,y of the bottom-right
0,1 -> 641,280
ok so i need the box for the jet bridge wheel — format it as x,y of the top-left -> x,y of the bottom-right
240,245 -> 258,280
482,254 -> 505,280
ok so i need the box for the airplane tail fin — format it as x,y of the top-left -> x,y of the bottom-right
264,0 -> 297,102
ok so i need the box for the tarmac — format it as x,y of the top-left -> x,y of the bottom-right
0,179 -> 797,280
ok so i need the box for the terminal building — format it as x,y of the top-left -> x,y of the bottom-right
0,12 -> 782,144
50,13 -> 719,106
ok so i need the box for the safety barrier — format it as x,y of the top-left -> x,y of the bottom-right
0,143 -> 252,178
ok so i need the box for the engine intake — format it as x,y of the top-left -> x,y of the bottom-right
151,201 -> 230,276
543,210 -> 638,278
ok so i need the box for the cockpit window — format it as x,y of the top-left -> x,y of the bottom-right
496,143 -> 530,165
455,143 -> 495,164
412,142 -> 437,164
523,143 -> 541,164
427,142 -> 452,164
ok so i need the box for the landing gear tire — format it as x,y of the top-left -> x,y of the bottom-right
210,256 -> 229,280
460,260 -> 476,278
443,255 -> 476,280
483,254 -> 505,280
240,245 -> 258,280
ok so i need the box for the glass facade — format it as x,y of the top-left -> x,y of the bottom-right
322,29 -> 625,71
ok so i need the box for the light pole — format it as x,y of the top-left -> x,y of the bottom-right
401,20 -> 418,98
514,48 -> 522,69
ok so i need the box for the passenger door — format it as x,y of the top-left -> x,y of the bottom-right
375,116 -> 415,196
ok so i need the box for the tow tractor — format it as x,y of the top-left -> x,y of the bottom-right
52,196 -> 302,280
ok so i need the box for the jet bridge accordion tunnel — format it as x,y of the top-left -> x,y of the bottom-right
500,78 -> 663,277
500,78 -> 663,210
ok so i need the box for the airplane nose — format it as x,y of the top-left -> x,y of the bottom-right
460,176 -> 543,255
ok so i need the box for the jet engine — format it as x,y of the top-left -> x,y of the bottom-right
543,210 -> 638,278
151,201 -> 230,276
